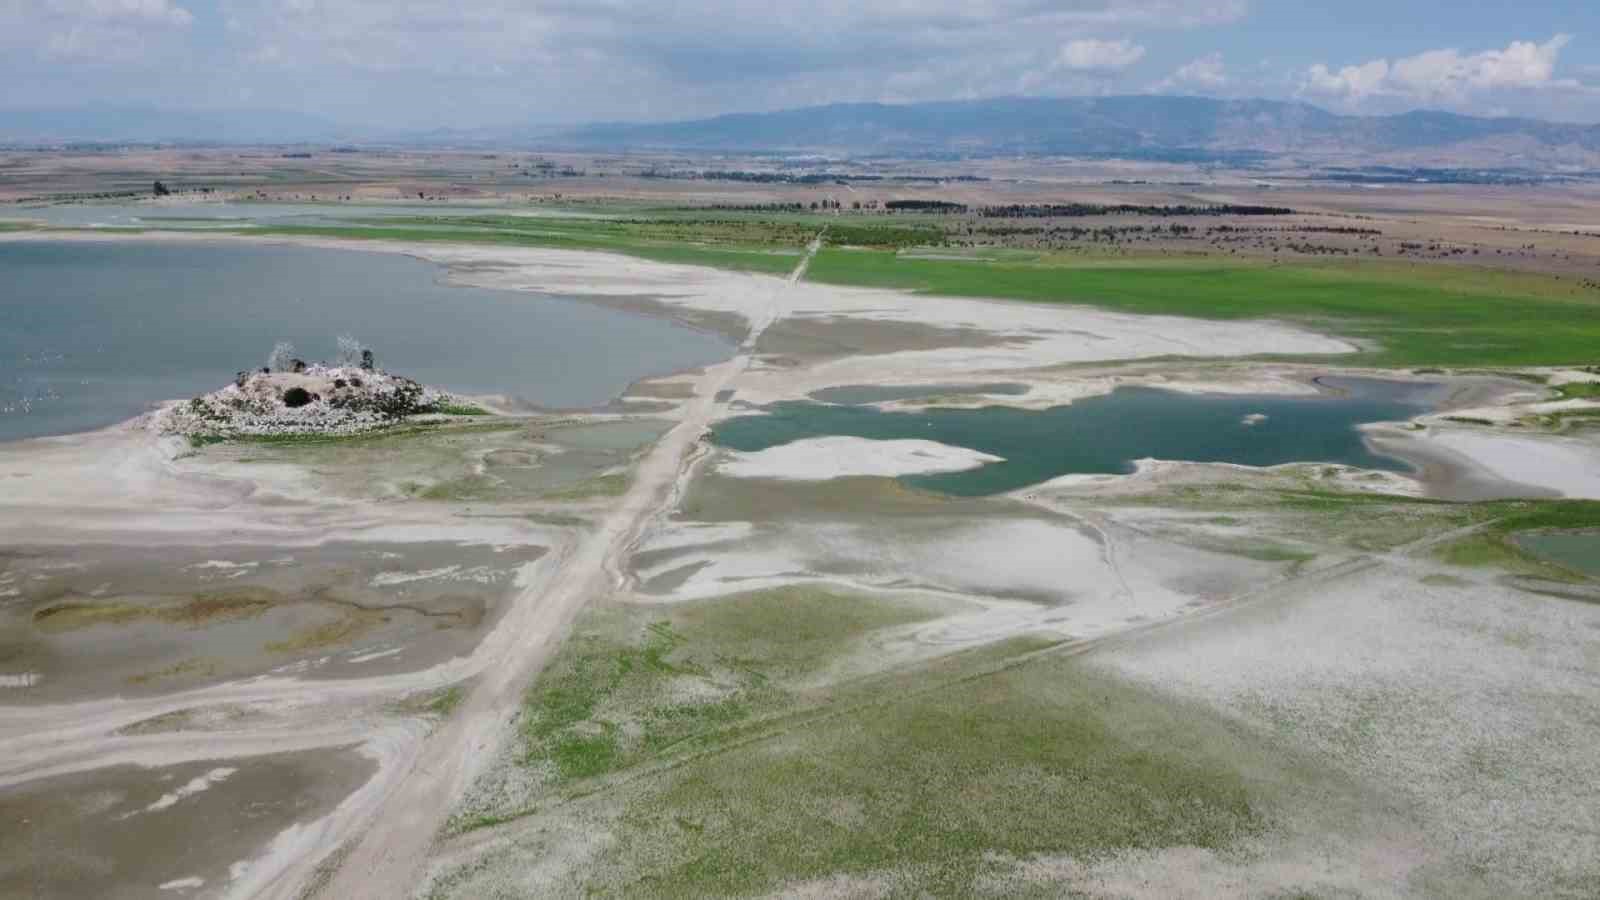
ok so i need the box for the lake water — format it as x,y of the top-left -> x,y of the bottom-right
713,384 -> 1430,496
0,201 -> 562,230
0,240 -> 732,441
1514,532 -> 1600,577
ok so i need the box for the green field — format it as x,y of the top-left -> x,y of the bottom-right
440,587 -> 1293,896
806,249 -> 1600,367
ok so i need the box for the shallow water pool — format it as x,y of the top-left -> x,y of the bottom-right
713,384 -> 1429,496
1514,531 -> 1600,577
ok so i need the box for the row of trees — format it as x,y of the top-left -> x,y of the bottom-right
978,203 -> 1294,218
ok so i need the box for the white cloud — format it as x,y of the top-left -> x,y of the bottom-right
66,0 -> 194,27
1057,38 -> 1146,71
1,0 -> 193,64
1302,35 -> 1579,108
1154,51 -> 1228,91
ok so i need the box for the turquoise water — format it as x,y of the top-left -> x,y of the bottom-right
1514,532 -> 1600,576
712,385 -> 1428,496
0,240 -> 732,441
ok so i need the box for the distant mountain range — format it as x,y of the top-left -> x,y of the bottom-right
6,96 -> 1600,169
558,96 -> 1600,168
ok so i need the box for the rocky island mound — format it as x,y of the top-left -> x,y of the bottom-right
155,343 -> 483,441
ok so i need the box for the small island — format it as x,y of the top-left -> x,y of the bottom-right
155,341 -> 486,442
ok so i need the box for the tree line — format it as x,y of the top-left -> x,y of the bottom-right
977,203 -> 1295,218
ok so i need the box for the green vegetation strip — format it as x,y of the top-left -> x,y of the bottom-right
514,587 -> 935,784
446,586 -> 1280,896
805,249 -> 1600,367
586,656 -> 1264,897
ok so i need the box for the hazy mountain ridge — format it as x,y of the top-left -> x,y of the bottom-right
560,96 -> 1600,167
5,96 -> 1599,169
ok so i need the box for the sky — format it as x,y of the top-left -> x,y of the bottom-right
2,0 -> 1598,129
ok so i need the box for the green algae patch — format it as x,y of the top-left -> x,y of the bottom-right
32,589 -> 277,633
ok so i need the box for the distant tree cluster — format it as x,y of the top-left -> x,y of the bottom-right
706,202 -> 810,212
978,203 -> 1294,218
824,223 -> 945,248
884,200 -> 968,213
639,169 -> 989,186
1211,225 -> 1380,236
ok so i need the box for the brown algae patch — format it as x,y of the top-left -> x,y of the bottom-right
3,541 -> 543,699
0,748 -> 376,899
265,606 -> 389,654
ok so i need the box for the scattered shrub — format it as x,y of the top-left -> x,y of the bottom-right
267,341 -> 297,373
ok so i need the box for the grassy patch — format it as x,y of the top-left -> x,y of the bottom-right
425,686 -> 466,716
540,473 -> 630,500
447,578 -> 1288,896
805,249 -> 1600,368
431,402 -> 493,416
565,656 -> 1268,897
1429,500 -> 1600,580
1554,382 -> 1600,400
1434,534 -> 1552,573
125,657 -> 217,685
186,420 -> 518,449
511,588 -> 935,789
416,474 -> 501,502
1481,499 -> 1600,534
393,683 -> 470,718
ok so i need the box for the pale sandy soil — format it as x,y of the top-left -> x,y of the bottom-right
1380,427 -> 1600,500
715,436 -> 1003,480
1083,561 -> 1600,898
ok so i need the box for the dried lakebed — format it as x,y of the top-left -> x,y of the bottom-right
0,541 -> 544,703
1,230 -> 1598,898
